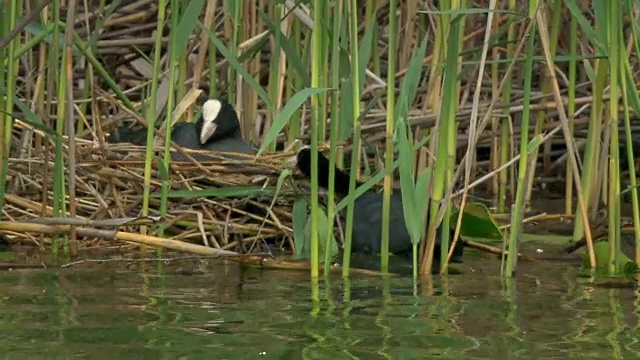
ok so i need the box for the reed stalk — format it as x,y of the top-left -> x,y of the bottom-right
380,0 -> 398,274
140,0 -> 167,240
324,0 -> 343,276
52,0 -> 69,258
0,0 -> 19,219
341,0 -> 362,277
606,0 -> 622,273
620,56 -> 640,266
420,0 -> 462,276
308,0 -> 327,278
504,0 -> 539,277
2,0 -> 640,278
565,7 -> 578,215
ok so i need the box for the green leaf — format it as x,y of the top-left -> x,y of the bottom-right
450,202 -> 502,240
199,22 -> 272,109
257,87 -> 332,156
583,241 -> 637,275
420,8 -> 520,16
526,133 -> 544,154
394,34 -> 431,243
397,120 -> 417,236
299,207 -> 337,262
564,0 -> 607,55
292,197 -> 309,257
237,33 -> 271,63
71,33 -> 136,111
174,0 -> 205,60
315,207 -> 338,262
357,19 -> 376,95
335,135 -> 433,212
414,166 -> 433,230
158,186 -> 274,199
157,158 -> 170,209
12,96 -> 56,136
23,22 -> 83,59
395,34 -> 429,121
258,9 -> 311,87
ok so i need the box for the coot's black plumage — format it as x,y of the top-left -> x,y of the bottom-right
106,123 -> 150,146
107,99 -> 256,160
198,99 -> 256,155
294,147 -> 465,262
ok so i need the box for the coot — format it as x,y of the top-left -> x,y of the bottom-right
108,99 -> 256,161
294,147 -> 465,262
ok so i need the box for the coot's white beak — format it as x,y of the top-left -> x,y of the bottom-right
200,99 -> 222,144
287,155 -> 298,168
200,122 -> 217,145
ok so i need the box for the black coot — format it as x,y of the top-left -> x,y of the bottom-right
196,99 -> 256,155
294,147 -> 465,263
107,99 -> 256,160
106,126 -> 148,146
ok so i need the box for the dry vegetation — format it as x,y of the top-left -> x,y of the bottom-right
1,0 -> 639,269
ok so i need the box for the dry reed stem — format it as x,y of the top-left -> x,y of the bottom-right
0,220 -> 264,258
3,126 -> 302,256
6,1 -> 640,262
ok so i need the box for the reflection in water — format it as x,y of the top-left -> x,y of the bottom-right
0,253 -> 637,359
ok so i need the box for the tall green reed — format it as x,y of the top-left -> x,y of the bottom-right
496,0 -> 517,214
566,1 -> 605,267
226,0 -> 242,105
324,0 -> 343,276
620,0 -> 640,265
452,0 -> 497,275
308,0 -> 328,278
140,0 -> 167,239
341,0 -> 362,277
523,0 -> 562,207
396,36 -> 430,280
63,0 -> 79,255
420,0 -> 463,276
620,55 -> 640,266
565,5 -> 578,215
52,0 -> 69,257
536,5 -> 596,269
504,0 -> 539,277
6,0 -> 638,276
605,0 -> 622,273
266,3 -> 282,153
380,0 -> 398,274
0,0 -> 19,218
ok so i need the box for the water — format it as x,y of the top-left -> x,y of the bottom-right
0,251 -> 638,359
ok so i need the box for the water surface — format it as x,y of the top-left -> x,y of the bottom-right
0,250 -> 638,359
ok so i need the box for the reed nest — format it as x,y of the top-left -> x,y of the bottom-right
6,0 -> 640,274
3,136 -> 303,259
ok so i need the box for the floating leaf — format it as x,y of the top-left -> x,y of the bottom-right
292,197 -> 309,257
581,240 -> 637,275
298,207 -> 338,262
450,202 -> 502,240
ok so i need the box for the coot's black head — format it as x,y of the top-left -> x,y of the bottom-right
196,99 -> 241,145
107,126 -> 149,146
295,147 -> 353,196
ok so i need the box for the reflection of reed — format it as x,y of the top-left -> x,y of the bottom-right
560,262 -> 583,357
504,278 -> 527,359
606,289 -> 624,358
628,287 -> 640,354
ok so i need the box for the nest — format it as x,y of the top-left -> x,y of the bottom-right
2,136 -> 305,260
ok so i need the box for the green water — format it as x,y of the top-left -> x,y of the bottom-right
0,251 -> 638,359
